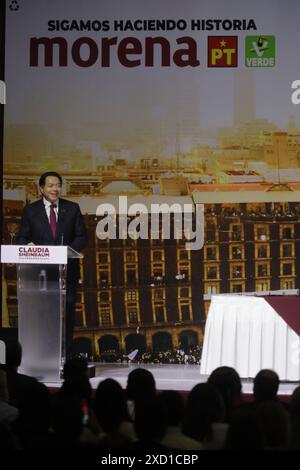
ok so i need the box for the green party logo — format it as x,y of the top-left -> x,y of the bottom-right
245,35 -> 275,67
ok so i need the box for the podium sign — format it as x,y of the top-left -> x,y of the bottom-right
1,245 -> 67,264
1,245 -> 82,382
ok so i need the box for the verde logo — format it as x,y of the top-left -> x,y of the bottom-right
245,35 -> 275,67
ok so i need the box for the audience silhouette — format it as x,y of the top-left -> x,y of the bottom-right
1,340 -> 299,450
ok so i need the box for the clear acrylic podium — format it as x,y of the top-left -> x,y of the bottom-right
1,245 -> 83,382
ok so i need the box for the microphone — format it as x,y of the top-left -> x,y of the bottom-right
59,208 -> 66,246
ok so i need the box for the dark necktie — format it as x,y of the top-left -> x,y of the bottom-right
50,203 -> 57,238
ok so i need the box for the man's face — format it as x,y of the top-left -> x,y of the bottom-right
40,176 -> 62,203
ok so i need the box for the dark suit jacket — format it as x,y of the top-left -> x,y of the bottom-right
17,198 -> 88,282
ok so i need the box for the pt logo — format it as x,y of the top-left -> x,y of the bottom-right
245,35 -> 275,67
208,36 -> 238,67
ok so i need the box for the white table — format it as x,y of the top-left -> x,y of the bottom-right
200,295 -> 300,381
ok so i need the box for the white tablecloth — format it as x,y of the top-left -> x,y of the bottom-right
200,295 -> 300,381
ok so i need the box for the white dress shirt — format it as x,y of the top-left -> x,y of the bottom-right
43,197 -> 59,222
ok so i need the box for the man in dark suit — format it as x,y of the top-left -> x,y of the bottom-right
17,171 -> 88,356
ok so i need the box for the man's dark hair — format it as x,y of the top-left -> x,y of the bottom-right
63,356 -> 88,381
254,369 -> 279,402
126,368 -> 156,402
208,366 -> 242,410
39,171 -> 63,188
